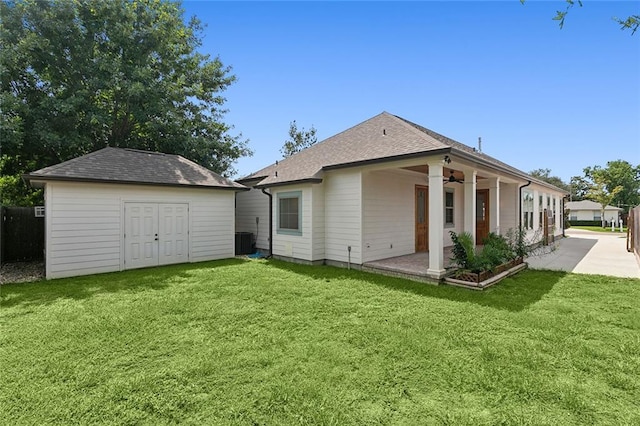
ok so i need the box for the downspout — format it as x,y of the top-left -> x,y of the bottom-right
518,180 -> 532,230
261,188 -> 273,258
561,195 -> 568,238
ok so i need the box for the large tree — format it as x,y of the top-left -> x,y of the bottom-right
280,120 -> 317,158
584,160 -> 640,213
528,168 -> 570,192
586,175 -> 623,227
569,175 -> 590,201
0,0 -> 251,206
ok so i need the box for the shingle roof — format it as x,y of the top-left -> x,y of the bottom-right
566,200 -> 621,211
240,112 -> 567,193
25,147 -> 247,190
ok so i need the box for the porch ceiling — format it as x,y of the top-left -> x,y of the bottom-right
401,165 -> 488,181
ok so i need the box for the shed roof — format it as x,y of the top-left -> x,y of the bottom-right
24,147 -> 247,190
240,112 -> 567,193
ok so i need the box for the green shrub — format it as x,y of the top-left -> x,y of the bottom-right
451,230 -> 523,274
474,244 -> 502,273
449,231 -> 476,270
482,232 -> 515,262
567,220 -> 603,227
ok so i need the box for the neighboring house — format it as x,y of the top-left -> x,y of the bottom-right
566,200 -> 622,224
236,112 -> 567,279
24,147 -> 247,279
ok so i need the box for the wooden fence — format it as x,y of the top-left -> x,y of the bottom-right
1,206 -> 45,264
628,206 -> 640,267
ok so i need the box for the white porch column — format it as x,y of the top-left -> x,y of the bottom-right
427,159 -> 445,277
489,177 -> 500,234
463,168 -> 477,242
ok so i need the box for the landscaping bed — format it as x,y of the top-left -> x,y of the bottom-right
447,229 -> 531,289
446,257 -> 527,289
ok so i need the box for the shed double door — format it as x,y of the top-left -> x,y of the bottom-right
124,203 -> 188,270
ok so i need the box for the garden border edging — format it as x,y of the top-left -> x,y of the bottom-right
444,262 -> 528,290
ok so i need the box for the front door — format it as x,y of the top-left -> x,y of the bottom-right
476,189 -> 490,244
415,185 -> 428,252
125,203 -> 189,270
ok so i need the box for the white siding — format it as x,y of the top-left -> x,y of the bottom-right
362,170 -> 415,262
530,184 -> 565,237
575,210 -> 594,221
570,208 -> 618,223
499,182 -> 518,234
361,170 -> 458,262
311,184 -> 325,261
235,187 -> 270,250
45,181 -> 235,279
271,185 -> 313,261
361,169 -> 463,261
190,195 -> 235,261
324,170 -> 362,264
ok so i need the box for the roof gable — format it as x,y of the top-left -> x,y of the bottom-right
25,147 -> 246,190
240,112 -> 567,194
242,112 -> 449,186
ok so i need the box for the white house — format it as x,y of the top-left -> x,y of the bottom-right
236,112 -> 568,280
566,200 -> 622,224
24,147 -> 247,279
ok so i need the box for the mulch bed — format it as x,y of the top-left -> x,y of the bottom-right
0,261 -> 45,285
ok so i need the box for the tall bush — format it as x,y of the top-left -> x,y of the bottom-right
450,230 -> 526,274
449,231 -> 476,270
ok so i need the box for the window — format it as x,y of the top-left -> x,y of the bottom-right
34,206 -> 45,217
552,197 -> 557,225
277,191 -> 302,235
522,190 -> 534,230
538,195 -> 543,228
444,189 -> 454,227
594,212 -> 602,221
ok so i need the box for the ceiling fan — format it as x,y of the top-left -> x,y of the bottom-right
444,169 -> 464,184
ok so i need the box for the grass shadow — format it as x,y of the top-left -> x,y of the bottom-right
265,259 -> 565,312
1,257 -> 564,313
0,258 -> 247,310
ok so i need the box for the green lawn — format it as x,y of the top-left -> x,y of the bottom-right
570,225 -> 628,233
1,260 -> 639,425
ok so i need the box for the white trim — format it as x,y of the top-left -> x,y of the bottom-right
276,191 -> 303,236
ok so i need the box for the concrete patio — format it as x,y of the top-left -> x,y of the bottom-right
362,248 -> 456,283
527,228 -> 640,278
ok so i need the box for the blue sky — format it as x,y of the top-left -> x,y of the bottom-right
181,1 -> 640,182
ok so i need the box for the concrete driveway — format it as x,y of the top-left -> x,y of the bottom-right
526,228 -> 640,278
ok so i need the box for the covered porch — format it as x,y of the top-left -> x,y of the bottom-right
360,154 -> 520,280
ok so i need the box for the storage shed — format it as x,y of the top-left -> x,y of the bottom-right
24,147 -> 247,279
